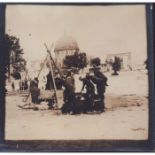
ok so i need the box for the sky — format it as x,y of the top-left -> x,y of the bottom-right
6,4 -> 147,67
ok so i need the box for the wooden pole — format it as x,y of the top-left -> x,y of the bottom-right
44,43 -> 59,107
36,43 -> 54,78
47,56 -> 58,107
37,55 -> 48,78
44,43 -> 63,78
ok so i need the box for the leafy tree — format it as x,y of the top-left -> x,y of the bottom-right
63,51 -> 87,70
90,57 -> 101,67
4,34 -> 26,80
5,34 -> 26,79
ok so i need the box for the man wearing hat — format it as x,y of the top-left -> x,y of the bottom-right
80,73 -> 95,113
92,68 -> 108,112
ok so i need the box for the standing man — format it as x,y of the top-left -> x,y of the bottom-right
61,71 -> 76,114
80,73 -> 95,113
92,68 -> 108,112
63,71 -> 75,101
30,77 -> 40,104
66,71 -> 75,91
11,81 -> 15,91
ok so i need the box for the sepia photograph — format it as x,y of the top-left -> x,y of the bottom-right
4,4 -> 149,142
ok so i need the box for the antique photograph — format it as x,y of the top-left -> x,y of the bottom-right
4,4 -> 149,141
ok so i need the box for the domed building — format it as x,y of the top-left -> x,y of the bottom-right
54,34 -> 80,68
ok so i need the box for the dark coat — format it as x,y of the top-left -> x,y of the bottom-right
30,80 -> 40,100
92,71 -> 108,95
81,78 -> 95,95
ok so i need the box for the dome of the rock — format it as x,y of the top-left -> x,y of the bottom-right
54,34 -> 79,52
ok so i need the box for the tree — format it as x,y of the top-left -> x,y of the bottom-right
4,34 -> 26,80
63,51 -> 87,70
90,57 -> 101,67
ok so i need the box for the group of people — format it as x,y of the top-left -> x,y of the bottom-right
29,67 -> 108,114
10,79 -> 29,92
61,68 -> 108,114
19,79 -> 29,91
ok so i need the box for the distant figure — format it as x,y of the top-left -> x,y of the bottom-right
11,82 -> 15,91
55,74 -> 63,90
80,73 -> 95,113
19,80 -> 22,91
45,71 -> 54,90
21,80 -> 25,91
105,59 -> 113,72
24,79 -> 28,90
92,68 -> 108,112
112,56 -> 121,75
30,78 -> 40,104
46,72 -> 64,90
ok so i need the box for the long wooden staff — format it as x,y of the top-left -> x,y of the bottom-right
44,43 -> 59,107
44,43 -> 64,78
